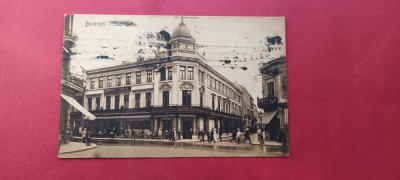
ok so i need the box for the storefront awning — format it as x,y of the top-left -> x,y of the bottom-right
61,94 -> 95,120
256,110 -> 278,125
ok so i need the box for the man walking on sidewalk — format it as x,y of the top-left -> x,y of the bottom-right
243,128 -> 252,144
86,129 -> 91,146
257,127 -> 264,144
231,129 -> 237,143
218,128 -> 223,142
209,128 -> 216,143
199,129 -> 205,142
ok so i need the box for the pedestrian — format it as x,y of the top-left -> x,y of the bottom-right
82,128 -> 87,143
206,129 -> 211,142
243,128 -> 252,144
189,128 -> 193,139
257,128 -> 264,144
279,129 -> 288,152
164,130 -> 169,140
218,128 -> 223,142
141,129 -> 145,139
209,128 -> 216,143
199,129 -> 205,142
236,128 -> 241,144
177,129 -> 181,140
110,129 -> 114,140
157,128 -> 162,140
86,129 -> 91,146
231,129 -> 237,143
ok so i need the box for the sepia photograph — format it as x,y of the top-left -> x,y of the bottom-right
58,14 -> 289,158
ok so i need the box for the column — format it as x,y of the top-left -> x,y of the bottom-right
172,117 -> 177,129
177,117 -> 182,132
153,118 -> 158,132
150,117 -> 154,133
193,117 -> 197,135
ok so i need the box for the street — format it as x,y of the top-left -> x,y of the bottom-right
60,145 -> 285,158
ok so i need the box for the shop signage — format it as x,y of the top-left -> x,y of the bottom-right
104,86 -> 131,95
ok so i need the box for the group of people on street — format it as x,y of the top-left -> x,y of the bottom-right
81,128 -> 92,146
230,128 -> 252,144
198,128 -> 223,143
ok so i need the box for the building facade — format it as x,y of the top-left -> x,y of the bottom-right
258,57 -> 288,140
60,15 -> 95,137
79,19 -> 252,139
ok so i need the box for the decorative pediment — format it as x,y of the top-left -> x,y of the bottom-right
180,82 -> 194,90
199,85 -> 205,93
159,84 -> 172,91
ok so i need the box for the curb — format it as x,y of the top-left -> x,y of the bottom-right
59,144 -> 98,155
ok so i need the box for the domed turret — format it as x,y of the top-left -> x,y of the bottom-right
168,17 -> 199,59
171,18 -> 192,38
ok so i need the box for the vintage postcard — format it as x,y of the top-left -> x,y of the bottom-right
58,14 -> 288,158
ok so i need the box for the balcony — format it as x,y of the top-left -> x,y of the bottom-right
62,73 -> 84,89
257,97 -> 278,111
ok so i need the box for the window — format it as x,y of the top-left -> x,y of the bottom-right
160,67 -> 166,81
99,77 -> 103,88
126,73 -> 131,85
88,97 -> 92,110
163,91 -> 169,107
106,96 -> 111,110
267,82 -> 275,97
124,95 -> 129,109
116,75 -> 121,86
218,98 -> 221,111
212,95 -> 215,110
198,70 -> 201,82
209,77 -> 213,88
187,67 -> 194,80
115,95 -> 120,110
145,92 -> 151,107
147,71 -> 152,82
107,76 -> 112,87
136,71 -> 141,84
95,97 -> 100,110
218,81 -> 221,92
201,71 -> 204,83
182,90 -> 191,106
179,66 -> 186,79
167,67 -> 173,80
214,79 -> 216,89
135,93 -> 140,108
200,93 -> 203,107
90,79 -> 95,89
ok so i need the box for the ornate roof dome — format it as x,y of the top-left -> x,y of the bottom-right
171,17 -> 193,38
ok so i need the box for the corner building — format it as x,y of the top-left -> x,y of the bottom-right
81,19 -> 249,139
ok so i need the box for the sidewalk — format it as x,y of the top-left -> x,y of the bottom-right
58,142 -> 97,155
70,133 -> 288,154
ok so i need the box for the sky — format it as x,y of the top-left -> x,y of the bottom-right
69,14 -> 286,105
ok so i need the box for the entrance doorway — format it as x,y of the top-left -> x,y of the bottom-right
182,120 -> 192,139
162,120 -> 172,132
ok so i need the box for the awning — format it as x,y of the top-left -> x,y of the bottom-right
61,94 -> 95,120
256,110 -> 278,125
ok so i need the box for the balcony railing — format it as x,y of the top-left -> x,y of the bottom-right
257,97 -> 278,111
89,104 -> 242,119
62,74 -> 84,88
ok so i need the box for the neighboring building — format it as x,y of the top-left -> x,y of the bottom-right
82,18 -> 250,139
60,14 -> 95,137
257,57 -> 288,141
235,84 -> 256,128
